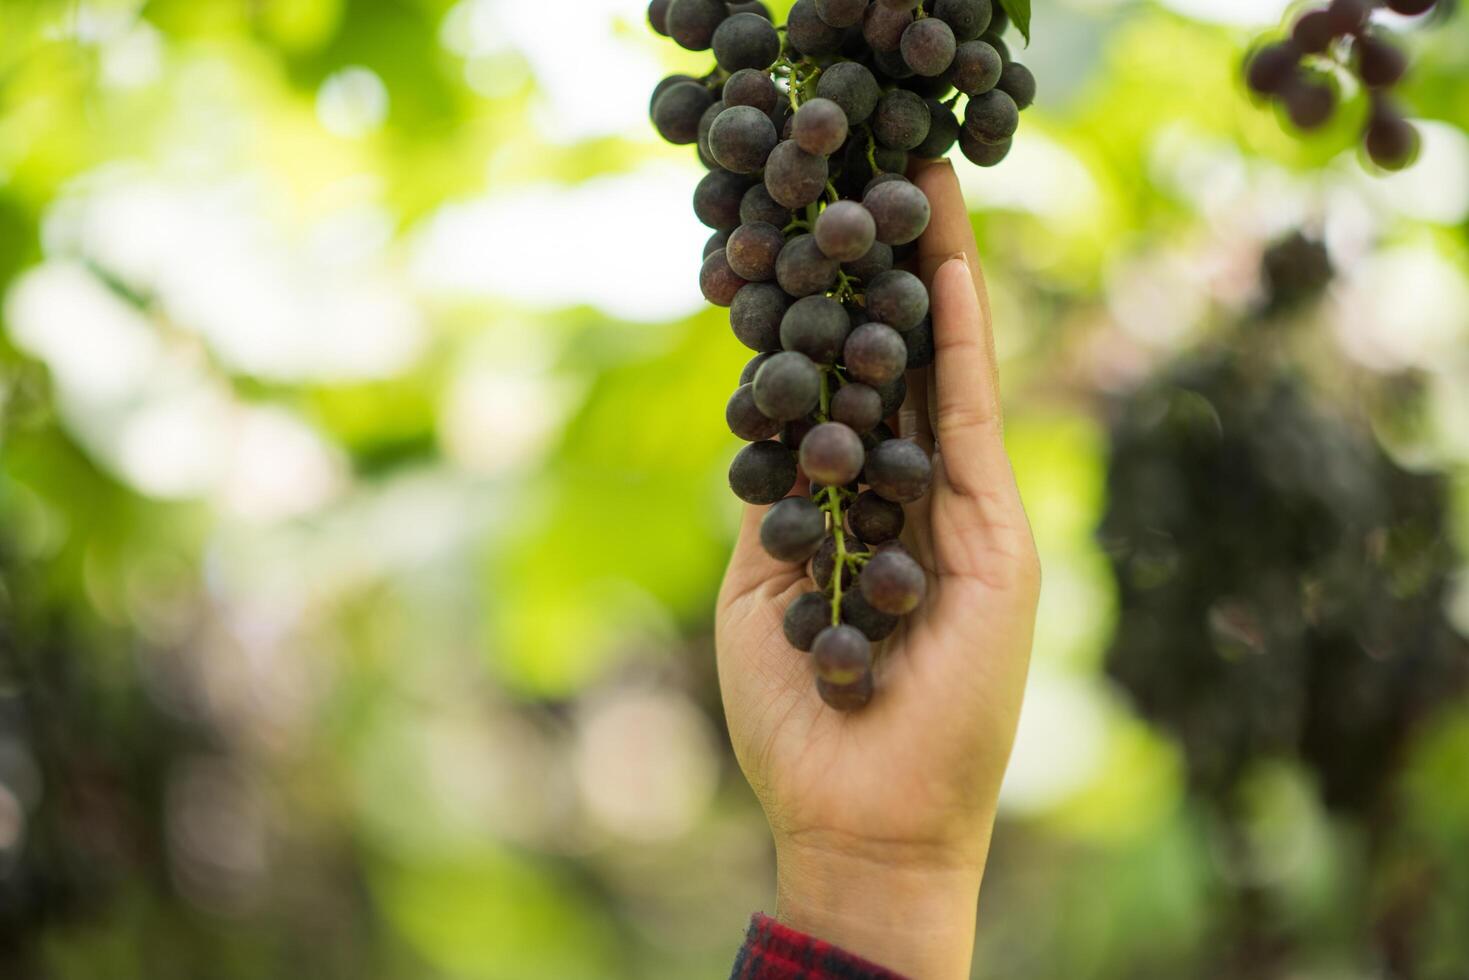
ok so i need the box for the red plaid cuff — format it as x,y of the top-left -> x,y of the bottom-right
731,913 -> 909,980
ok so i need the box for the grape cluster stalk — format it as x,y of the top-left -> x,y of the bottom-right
649,0 -> 1036,710
1245,0 -> 1447,170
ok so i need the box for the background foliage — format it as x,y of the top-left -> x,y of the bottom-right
0,0 -> 1466,977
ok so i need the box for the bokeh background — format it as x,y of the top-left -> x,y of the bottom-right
1,0 -> 1467,977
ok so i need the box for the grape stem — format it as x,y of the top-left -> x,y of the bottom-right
826,484 -> 848,627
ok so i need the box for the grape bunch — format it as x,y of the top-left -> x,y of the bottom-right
649,0 -> 1036,710
1245,0 -> 1446,170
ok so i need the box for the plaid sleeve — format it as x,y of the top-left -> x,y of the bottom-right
730,913 -> 910,980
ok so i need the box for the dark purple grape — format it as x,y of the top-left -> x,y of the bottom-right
764,140 -> 830,209
650,73 -> 698,119
873,45 -> 916,81
988,4 -> 1009,32
810,534 -> 856,592
761,496 -> 829,561
865,438 -> 932,502
741,184 -> 793,227
731,282 -> 790,352
793,98 -> 851,156
1356,33 -> 1407,88
849,490 -> 905,543
727,221 -> 787,281
983,31 -> 1010,63
730,0 -> 774,17
701,250 -> 748,306
730,440 -> 798,504
958,129 -> 1011,166
817,672 -> 874,711
874,374 -> 907,417
863,179 -> 932,245
1365,103 -> 1419,170
873,144 -> 910,177
907,71 -> 955,101
934,0 -> 992,42
831,383 -> 884,433
816,0 -> 871,27
901,16 -> 957,76
800,422 -> 866,486
649,0 -> 672,35
653,81 -> 715,144
1282,77 -> 1335,130
728,383 -> 783,441
964,88 -> 1019,143
814,201 -> 877,262
781,296 -> 852,364
860,546 -> 927,614
705,229 -> 730,259
904,317 -> 934,369
666,0 -> 729,50
813,625 -> 873,685
880,0 -> 922,8
1246,42 -> 1302,96
741,351 -> 775,385
865,269 -> 929,331
863,2 -> 912,51
694,169 -> 753,230
710,105 -> 779,174
1325,0 -> 1371,32
783,416 -> 818,450
844,322 -> 908,386
1292,10 -> 1336,54
776,234 -> 841,297
724,68 -> 779,113
997,62 -> 1035,110
753,350 -> 823,421
874,89 -> 932,151
841,589 -> 900,641
697,99 -> 728,165
1385,0 -> 1437,14
843,241 -> 894,282
816,61 -> 883,125
789,0 -> 847,55
913,99 -> 960,158
785,591 -> 834,650
712,11 -> 782,71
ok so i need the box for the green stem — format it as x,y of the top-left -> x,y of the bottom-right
865,127 -> 880,173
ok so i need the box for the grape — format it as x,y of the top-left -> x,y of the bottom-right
650,73 -> 698,118
730,440 -> 798,504
875,374 -> 908,417
741,351 -> 775,384
776,234 -> 841,297
666,0 -> 729,50
880,0 -> 922,8
865,269 -> 929,331
814,201 -> 877,262
910,101 -> 958,159
781,296 -> 852,364
958,129 -> 1011,166
901,17 -> 957,76
860,546 -> 927,614
730,0 -> 774,17
1246,42 -> 1301,96
865,438 -> 932,502
753,350 -> 823,420
649,0 -> 672,36
904,317 -> 935,369
730,282 -> 790,351
785,591 -> 834,651
948,40 -> 1002,96
713,12 -> 782,71
761,497 -> 829,561
843,240 -> 894,282
873,46 -> 915,81
701,250 -> 748,306
800,422 -> 866,486
816,62 -> 883,126
793,98 -> 851,156
933,0 -> 993,42
1385,0 -> 1436,13
788,0 -> 846,55
844,322 -> 908,386
1325,0 -> 1370,32
1292,10 -> 1335,54
863,2 -> 912,51
694,169 -> 753,230
817,672 -> 875,711
873,89 -> 932,151
863,420 -> 897,450
810,535 -> 857,592
1365,103 -> 1418,170
840,589 -> 900,641
1356,33 -> 1406,88
783,416 -> 818,450
849,490 -> 905,543
741,184 -> 792,227
816,0 -> 871,28
988,3 -> 1009,32
812,625 -> 873,685
724,68 -> 779,113
996,61 -> 1036,110
863,179 -> 932,245
726,221 -> 786,281
653,81 -> 715,144
1282,77 -> 1335,130
710,105 -> 779,173
728,383 -> 783,441
705,229 -> 730,259
697,99 -> 727,166
764,140 -> 830,209
983,32 -> 1011,64
964,89 -> 1019,143
830,382 -> 884,433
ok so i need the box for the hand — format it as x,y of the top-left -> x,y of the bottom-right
715,159 -> 1041,980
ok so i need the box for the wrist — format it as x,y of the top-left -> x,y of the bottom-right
773,832 -> 989,980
